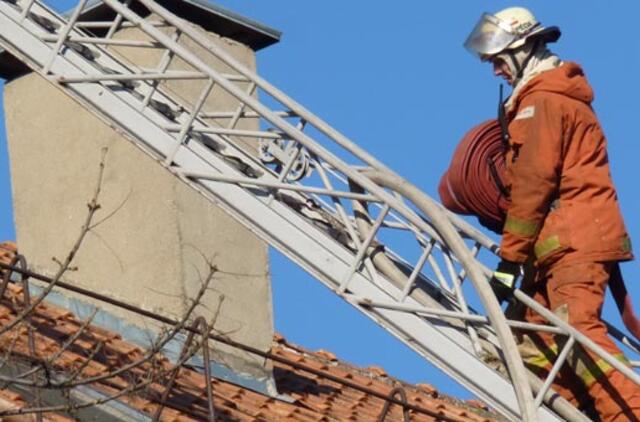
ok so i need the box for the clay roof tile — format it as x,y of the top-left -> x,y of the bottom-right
365,365 -> 388,378
0,241 -> 500,422
314,349 -> 338,362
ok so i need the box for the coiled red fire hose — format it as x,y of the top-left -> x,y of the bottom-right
439,119 -> 640,341
438,119 -> 508,233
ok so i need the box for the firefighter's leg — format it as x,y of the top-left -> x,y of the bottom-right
547,261 -> 640,421
512,273 -> 591,409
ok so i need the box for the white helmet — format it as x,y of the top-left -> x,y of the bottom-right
464,7 -> 560,60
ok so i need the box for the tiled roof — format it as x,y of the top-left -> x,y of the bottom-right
268,336 -> 497,422
0,241 -> 16,264
0,244 -> 499,421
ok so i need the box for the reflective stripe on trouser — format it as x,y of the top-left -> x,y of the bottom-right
544,262 -> 640,421
569,345 -> 630,388
521,335 -> 630,387
534,235 -> 634,260
512,280 -> 591,408
550,303 -> 632,388
515,330 -> 590,408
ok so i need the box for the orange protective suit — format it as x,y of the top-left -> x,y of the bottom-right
502,62 -> 639,420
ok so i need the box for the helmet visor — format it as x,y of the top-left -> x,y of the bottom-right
464,13 -> 517,59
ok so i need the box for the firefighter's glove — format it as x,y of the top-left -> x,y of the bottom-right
490,259 -> 522,305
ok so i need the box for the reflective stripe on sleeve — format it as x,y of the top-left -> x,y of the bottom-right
534,235 -> 562,259
622,236 -> 633,254
504,216 -> 540,237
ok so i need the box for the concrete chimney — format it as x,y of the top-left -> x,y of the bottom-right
2,0 -> 281,385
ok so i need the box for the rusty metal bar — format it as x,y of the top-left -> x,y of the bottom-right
377,386 -> 410,422
152,316 -> 214,422
0,257 -> 13,299
3,255 -> 43,422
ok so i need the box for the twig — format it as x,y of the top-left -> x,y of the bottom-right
0,374 -> 152,417
0,247 -> 220,419
88,188 -> 132,230
0,267 -> 216,390
54,264 -> 216,388
12,310 -> 99,382
0,314 -> 216,417
62,342 -> 104,384
0,148 -> 109,338
48,309 -> 99,366
0,327 -> 22,372
85,230 -> 125,273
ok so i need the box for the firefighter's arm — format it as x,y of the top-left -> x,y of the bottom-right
500,95 -> 564,263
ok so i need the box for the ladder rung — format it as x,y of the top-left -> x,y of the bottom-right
75,20 -> 163,29
178,170 -> 379,202
200,110 -> 297,119
353,296 -> 565,334
138,67 -> 250,82
56,71 -> 208,83
41,34 -> 161,47
165,125 -> 284,140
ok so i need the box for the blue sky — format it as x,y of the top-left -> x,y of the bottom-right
1,1 -> 639,400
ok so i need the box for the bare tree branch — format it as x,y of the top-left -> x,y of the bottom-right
0,150 -> 228,420
0,148 -> 109,338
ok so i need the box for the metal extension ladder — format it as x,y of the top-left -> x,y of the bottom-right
1,1 -> 639,420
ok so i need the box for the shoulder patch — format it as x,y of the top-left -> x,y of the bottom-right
514,105 -> 535,121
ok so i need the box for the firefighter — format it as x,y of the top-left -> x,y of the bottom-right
464,7 -> 640,421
